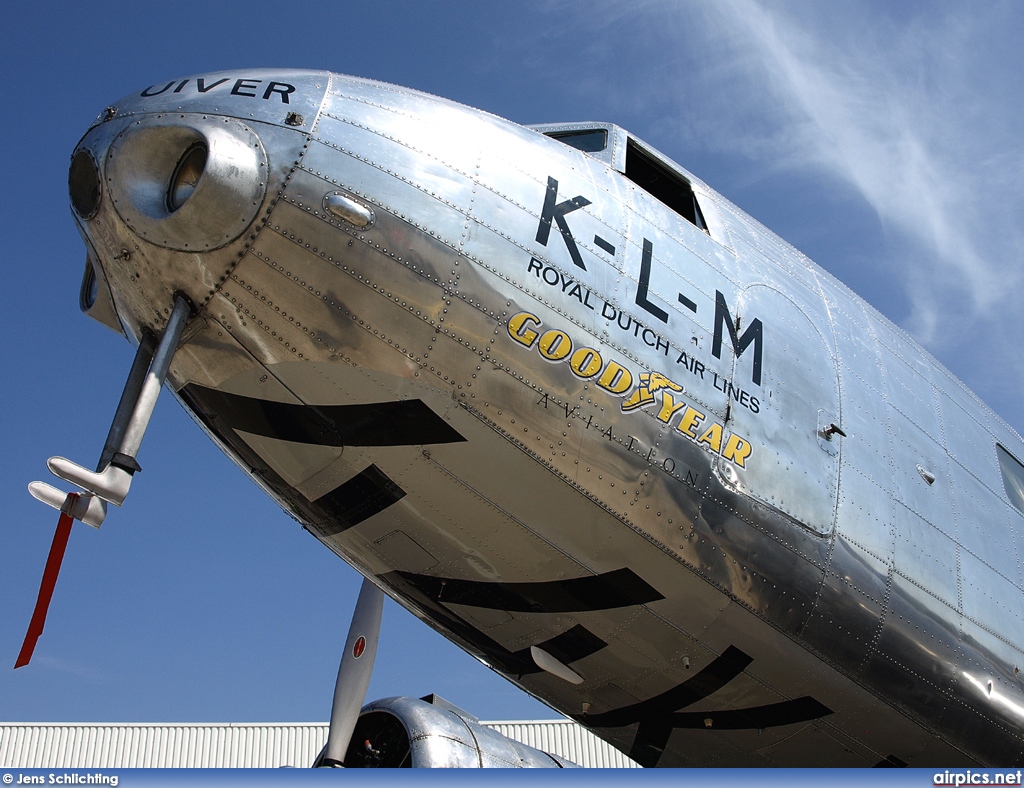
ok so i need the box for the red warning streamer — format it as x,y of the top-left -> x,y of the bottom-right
15,496 -> 77,668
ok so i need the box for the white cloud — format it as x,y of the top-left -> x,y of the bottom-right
706,1 -> 1023,332
656,1 -> 1024,420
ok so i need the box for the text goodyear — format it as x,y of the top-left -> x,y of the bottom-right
507,312 -> 753,468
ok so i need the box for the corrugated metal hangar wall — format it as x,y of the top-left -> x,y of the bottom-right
0,721 -> 639,769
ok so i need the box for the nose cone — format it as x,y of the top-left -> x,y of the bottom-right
68,69 -> 328,339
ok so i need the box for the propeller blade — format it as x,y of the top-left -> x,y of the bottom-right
15,496 -> 77,668
320,577 -> 384,767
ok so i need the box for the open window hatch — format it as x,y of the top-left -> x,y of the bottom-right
531,122 -> 709,235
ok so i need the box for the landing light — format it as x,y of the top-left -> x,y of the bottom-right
167,143 -> 207,212
69,149 -> 100,220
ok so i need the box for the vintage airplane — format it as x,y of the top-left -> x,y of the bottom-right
17,68 -> 1024,767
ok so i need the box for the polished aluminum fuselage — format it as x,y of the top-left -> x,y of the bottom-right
69,69 -> 1024,765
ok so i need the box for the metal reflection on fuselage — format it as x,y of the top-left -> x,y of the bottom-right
67,68 -> 1024,767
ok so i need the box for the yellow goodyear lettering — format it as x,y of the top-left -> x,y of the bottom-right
538,329 -> 573,361
504,314 -> 754,468
655,390 -> 687,424
569,347 -> 603,378
697,423 -> 723,453
722,434 -> 752,468
596,361 -> 633,395
508,312 -> 541,347
677,407 -> 706,439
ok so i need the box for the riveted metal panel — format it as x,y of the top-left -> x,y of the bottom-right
829,295 -> 888,397
961,548 -> 1024,653
244,209 -> 459,367
867,579 -> 962,704
835,464 -> 895,571
828,533 -> 891,607
954,470 -> 1019,583
956,618 -> 1024,709
940,389 -> 1004,501
880,345 -> 942,442
800,562 -> 884,668
892,502 -> 959,609
868,578 -> 1024,765
623,180 -> 741,287
719,284 -> 840,535
888,415 -> 956,541
880,320 -> 942,382
837,374 -> 895,493
325,76 -> 499,165
304,121 -> 475,255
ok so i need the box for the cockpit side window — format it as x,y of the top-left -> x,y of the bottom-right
997,444 -> 1024,513
625,140 -> 708,234
547,129 -> 608,154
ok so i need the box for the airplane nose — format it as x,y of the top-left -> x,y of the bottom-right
99,116 -> 268,251
68,70 -> 327,340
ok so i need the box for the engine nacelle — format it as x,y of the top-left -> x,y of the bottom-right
339,696 -> 578,768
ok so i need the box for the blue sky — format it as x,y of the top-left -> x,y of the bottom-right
3,0 -> 1024,729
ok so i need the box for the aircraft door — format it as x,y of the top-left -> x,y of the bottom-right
715,284 -> 840,536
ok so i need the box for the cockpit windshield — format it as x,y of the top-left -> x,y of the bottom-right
546,128 -> 608,153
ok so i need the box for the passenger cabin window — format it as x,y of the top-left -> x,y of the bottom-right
997,444 -> 1024,514
625,140 -> 708,234
547,129 -> 608,153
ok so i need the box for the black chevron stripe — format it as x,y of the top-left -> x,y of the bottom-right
584,646 -> 752,730
391,567 -> 664,613
578,645 -> 832,767
183,384 -> 465,447
512,624 -> 607,671
317,464 -> 406,536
